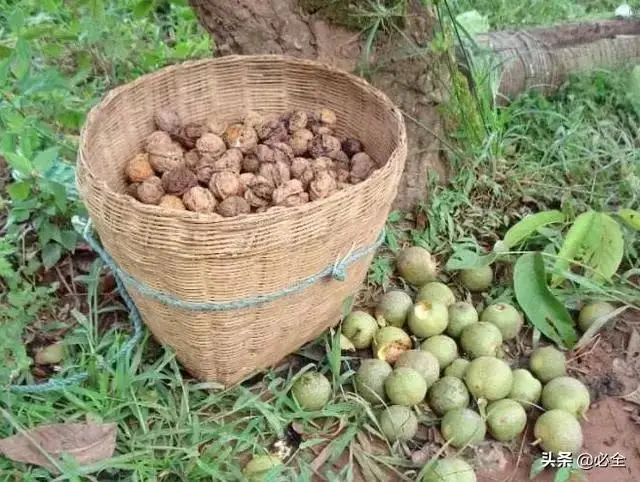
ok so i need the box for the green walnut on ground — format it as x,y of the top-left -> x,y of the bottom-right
385,367 -> 427,406
428,376 -> 470,415
342,311 -> 378,349
541,376 -> 591,419
440,408 -> 486,448
291,371 -> 331,411
464,356 -> 513,401
396,246 -> 438,286
242,455 -> 283,482
447,302 -> 478,338
408,301 -> 449,338
460,322 -> 503,359
529,345 -> 566,383
373,326 -> 412,364
417,282 -> 456,307
421,335 -> 459,369
444,358 -> 470,379
354,359 -> 393,404
375,290 -> 413,327
395,350 -> 440,387
486,399 -> 527,442
534,409 -> 583,454
578,301 -> 616,332
421,457 -> 476,482
378,405 -> 418,442
459,265 -> 493,292
480,303 -> 523,340
508,368 -> 542,408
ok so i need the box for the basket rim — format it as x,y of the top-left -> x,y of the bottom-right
77,54 -> 407,224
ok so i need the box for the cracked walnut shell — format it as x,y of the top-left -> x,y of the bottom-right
125,152 -> 155,183
161,167 -> 197,196
223,124 -> 258,154
341,138 -> 363,158
183,186 -> 216,213
244,188 -> 270,208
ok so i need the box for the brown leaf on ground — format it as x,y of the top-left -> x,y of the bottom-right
0,422 -> 117,473
623,386 -> 640,406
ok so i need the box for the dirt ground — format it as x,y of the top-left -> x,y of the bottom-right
476,310 -> 640,482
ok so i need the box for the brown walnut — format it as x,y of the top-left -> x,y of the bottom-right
161,167 -> 197,196
350,152 -> 377,184
309,171 -> 337,201
341,138 -> 363,158
205,117 -> 227,136
174,123 -> 209,149
216,196 -> 251,217
196,133 -> 226,158
288,110 -> 308,132
146,130 -> 172,151
125,152 -> 155,183
184,149 -> 200,169
148,141 -> 184,174
250,175 -> 275,199
159,195 -> 186,211
309,134 -> 342,159
209,171 -> 243,200
183,186 -> 216,213
272,179 -> 304,206
223,124 -> 258,153
242,153 -> 260,173
154,108 -> 181,134
290,129 -> 314,156
137,176 -> 164,205
212,148 -> 243,174
259,161 -> 290,187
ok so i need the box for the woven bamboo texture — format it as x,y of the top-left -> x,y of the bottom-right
76,55 -> 407,385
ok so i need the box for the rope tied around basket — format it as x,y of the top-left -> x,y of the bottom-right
73,216 -> 384,311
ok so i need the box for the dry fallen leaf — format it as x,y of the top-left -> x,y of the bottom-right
0,422 -> 117,473
623,386 -> 640,406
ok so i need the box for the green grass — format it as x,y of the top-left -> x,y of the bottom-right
1,0 -> 640,480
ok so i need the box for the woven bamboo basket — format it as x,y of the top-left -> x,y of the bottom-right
76,55 -> 407,385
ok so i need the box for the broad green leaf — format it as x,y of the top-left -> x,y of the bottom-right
618,208 -> 640,231
134,0 -> 155,17
6,181 -> 30,201
60,230 -> 78,251
529,456 -> 546,479
4,152 -> 32,176
551,210 -> 597,287
41,242 -> 62,270
503,210 -> 565,248
446,248 -> 497,270
32,147 -> 59,172
581,213 -> 624,280
514,253 -> 578,348
12,38 -> 30,80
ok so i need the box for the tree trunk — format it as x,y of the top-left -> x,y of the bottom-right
477,19 -> 640,101
188,0 -> 448,212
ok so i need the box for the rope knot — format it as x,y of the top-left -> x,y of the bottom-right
331,262 -> 347,281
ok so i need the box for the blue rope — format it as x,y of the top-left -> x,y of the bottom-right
6,210 -> 384,393
76,217 -> 385,312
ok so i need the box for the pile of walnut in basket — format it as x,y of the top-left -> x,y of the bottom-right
124,107 -> 379,217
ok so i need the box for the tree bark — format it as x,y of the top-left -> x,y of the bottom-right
188,0 -> 448,212
476,19 -> 640,101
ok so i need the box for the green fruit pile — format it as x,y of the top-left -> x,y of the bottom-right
334,245 -> 600,479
